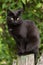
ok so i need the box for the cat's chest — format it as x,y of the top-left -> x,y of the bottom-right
19,22 -> 27,38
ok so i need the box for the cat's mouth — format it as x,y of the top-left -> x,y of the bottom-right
13,21 -> 22,25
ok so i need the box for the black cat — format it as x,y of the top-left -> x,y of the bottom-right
7,9 -> 40,65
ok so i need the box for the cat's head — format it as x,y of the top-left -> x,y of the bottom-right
7,9 -> 23,25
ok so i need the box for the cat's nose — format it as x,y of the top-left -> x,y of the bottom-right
15,21 -> 17,23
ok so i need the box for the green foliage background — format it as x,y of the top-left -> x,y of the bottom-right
0,0 -> 43,65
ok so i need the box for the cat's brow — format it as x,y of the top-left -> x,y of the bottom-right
7,16 -> 14,20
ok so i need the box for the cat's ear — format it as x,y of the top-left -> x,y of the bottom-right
17,8 -> 23,16
7,9 -> 14,16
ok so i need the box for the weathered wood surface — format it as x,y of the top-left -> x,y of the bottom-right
13,54 -> 34,65
12,60 -> 17,65
17,54 -> 34,65
37,53 -> 43,65
12,53 -> 43,65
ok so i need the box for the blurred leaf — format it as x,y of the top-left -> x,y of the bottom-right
36,3 -> 42,8
2,3 -> 7,9
5,0 -> 12,3
27,0 -> 30,2
22,0 -> 26,4
0,28 -> 3,32
0,16 -> 2,18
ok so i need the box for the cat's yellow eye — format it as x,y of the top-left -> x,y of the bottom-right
17,18 -> 19,21
11,17 -> 14,21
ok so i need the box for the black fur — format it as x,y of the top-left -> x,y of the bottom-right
7,9 -> 40,65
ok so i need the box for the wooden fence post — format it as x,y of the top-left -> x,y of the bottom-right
17,54 -> 34,65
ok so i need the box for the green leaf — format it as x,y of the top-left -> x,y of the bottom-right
2,3 -> 7,9
5,0 -> 12,2
0,28 -> 3,32
27,0 -> 30,2
36,3 -> 42,8
22,0 -> 26,4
